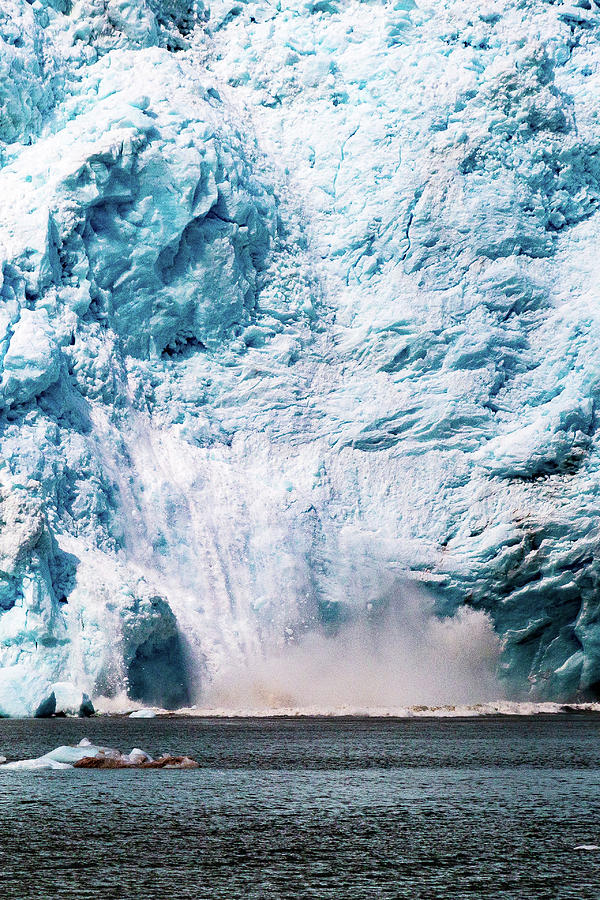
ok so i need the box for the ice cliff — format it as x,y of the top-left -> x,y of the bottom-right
0,0 -> 600,713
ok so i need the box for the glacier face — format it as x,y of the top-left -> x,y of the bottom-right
0,0 -> 600,713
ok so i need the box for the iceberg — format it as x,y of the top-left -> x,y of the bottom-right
1,738 -> 105,770
0,0 -> 599,711
0,738 -> 198,769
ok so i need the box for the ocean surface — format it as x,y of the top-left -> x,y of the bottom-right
0,715 -> 600,899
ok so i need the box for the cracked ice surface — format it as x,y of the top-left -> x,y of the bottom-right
0,0 -> 599,713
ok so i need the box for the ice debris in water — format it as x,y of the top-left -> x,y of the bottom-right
0,739 -> 198,770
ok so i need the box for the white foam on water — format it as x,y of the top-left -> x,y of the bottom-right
92,699 -> 600,719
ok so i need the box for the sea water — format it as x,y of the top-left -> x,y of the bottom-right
0,716 -> 599,899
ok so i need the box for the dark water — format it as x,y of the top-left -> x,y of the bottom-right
1,716 -> 600,898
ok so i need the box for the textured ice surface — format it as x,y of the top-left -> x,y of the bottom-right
0,737 -> 197,768
0,738 -> 103,770
0,0 -> 600,712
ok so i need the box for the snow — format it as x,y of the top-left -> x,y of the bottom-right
0,0 -> 599,713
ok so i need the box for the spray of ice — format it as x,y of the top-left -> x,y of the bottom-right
205,593 -> 503,712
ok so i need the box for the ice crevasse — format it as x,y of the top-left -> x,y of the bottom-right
0,0 -> 599,713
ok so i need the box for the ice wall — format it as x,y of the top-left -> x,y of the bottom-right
0,0 -> 599,713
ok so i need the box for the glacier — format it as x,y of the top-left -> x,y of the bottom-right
0,0 -> 600,714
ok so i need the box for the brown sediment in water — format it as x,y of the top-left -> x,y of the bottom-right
74,755 -> 199,769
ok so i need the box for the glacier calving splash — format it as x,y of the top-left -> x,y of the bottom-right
0,0 -> 599,714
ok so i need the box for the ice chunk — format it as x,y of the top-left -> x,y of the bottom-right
1,309 -> 60,408
35,683 -> 95,718
53,683 -> 95,718
1,742 -> 103,770
125,748 -> 153,764
0,741 -> 198,770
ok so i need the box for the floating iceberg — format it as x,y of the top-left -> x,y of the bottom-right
0,738 -> 198,770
